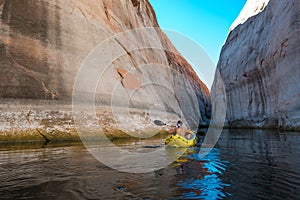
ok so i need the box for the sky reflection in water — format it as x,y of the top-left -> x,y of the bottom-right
176,148 -> 232,199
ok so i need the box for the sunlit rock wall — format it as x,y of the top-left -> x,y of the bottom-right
0,0 -> 210,141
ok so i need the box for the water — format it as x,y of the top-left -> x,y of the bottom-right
0,129 -> 299,199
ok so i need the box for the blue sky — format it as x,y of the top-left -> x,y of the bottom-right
148,0 -> 246,87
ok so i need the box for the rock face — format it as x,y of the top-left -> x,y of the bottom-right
0,0 -> 210,141
216,0 -> 300,130
230,0 -> 270,31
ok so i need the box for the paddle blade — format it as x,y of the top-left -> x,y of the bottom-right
154,120 -> 166,126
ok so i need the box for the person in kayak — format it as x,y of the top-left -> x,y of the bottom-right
169,120 -> 192,139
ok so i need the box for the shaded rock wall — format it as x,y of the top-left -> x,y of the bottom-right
216,0 -> 300,130
0,0 -> 210,141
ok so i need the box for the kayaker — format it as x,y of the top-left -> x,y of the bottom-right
168,120 -> 193,140
169,120 -> 187,136
165,120 -> 196,147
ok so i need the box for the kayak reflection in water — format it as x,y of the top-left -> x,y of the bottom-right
168,120 -> 193,140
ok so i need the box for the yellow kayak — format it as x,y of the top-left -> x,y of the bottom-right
165,130 -> 197,147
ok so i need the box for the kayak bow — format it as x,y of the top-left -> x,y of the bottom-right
165,130 -> 197,147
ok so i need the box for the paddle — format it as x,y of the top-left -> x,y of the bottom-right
154,120 -> 178,135
153,120 -> 167,126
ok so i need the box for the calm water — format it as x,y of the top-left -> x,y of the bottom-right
0,129 -> 299,199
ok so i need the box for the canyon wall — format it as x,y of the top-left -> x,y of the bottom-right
0,0 -> 210,141
216,0 -> 300,130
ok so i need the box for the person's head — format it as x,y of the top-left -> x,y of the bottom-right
177,120 -> 182,128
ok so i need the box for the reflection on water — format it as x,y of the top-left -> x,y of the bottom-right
0,129 -> 300,199
176,148 -> 232,199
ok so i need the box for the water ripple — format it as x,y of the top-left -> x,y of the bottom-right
0,130 -> 299,199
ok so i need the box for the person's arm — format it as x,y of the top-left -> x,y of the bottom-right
168,126 -> 176,134
178,127 -> 186,136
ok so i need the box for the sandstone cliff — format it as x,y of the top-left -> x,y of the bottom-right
216,0 -> 300,130
0,0 -> 210,141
